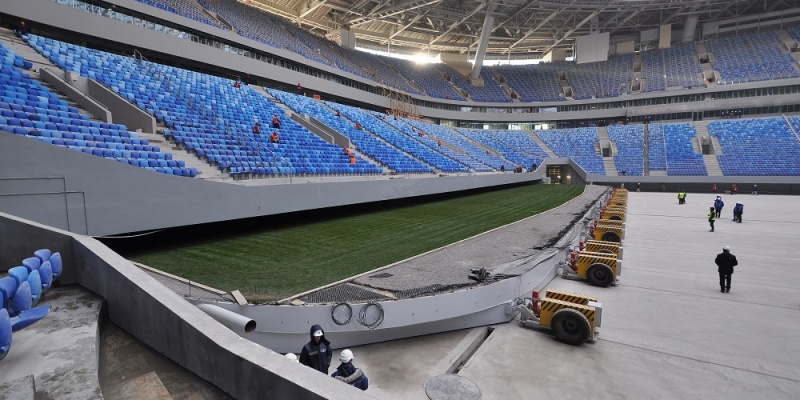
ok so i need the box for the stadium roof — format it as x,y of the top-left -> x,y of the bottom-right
239,0 -> 800,59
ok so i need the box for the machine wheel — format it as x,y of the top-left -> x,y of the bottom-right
587,263 -> 615,287
551,308 -> 591,345
596,249 -> 615,255
601,231 -> 621,242
609,215 -> 622,221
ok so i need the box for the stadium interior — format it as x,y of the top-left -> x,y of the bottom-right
1,0 -> 800,398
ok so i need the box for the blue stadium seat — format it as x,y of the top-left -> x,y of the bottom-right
0,309 -> 10,361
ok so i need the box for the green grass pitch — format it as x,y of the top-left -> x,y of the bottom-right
124,184 -> 584,302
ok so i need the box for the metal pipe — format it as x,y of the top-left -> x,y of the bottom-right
196,304 -> 256,334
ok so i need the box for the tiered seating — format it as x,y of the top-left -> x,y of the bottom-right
706,31 -> 799,84
439,65 -> 509,102
326,102 -> 465,173
641,44 -> 704,92
535,128 -> 605,174
646,123 -> 667,172
200,0 -> 336,68
608,124 -> 644,176
384,59 -> 465,100
403,120 -> 499,171
560,54 -> 633,100
268,89 -> 412,173
708,117 -> 800,176
496,63 -> 564,102
29,35 -> 382,177
136,0 -> 227,30
375,113 -> 470,173
655,123 -> 707,175
1,39 -> 189,176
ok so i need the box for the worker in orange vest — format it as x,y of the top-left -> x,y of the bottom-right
270,131 -> 280,144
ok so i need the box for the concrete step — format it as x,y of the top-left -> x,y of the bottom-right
703,154 -> 723,176
603,159 -> 619,176
649,170 -> 668,176
103,371 -> 173,400
527,131 -> 558,158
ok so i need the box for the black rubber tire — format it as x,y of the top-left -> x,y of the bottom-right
609,215 -> 622,221
551,308 -> 591,345
601,231 -> 621,242
587,263 -> 615,287
596,248 -> 615,255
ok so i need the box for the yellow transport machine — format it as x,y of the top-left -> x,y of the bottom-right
510,289 -> 602,345
561,187 -> 626,286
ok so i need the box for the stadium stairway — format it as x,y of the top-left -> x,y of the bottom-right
694,120 -> 724,176
527,131 -> 558,158
141,129 -> 230,181
0,29 -> 98,121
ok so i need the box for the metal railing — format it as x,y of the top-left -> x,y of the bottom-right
0,177 -> 88,235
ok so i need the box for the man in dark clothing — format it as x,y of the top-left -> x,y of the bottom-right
715,246 -> 738,293
299,324 -> 332,374
331,349 -> 368,391
733,202 -> 743,223
714,196 -> 724,219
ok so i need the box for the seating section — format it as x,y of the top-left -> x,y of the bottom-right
0,40 -> 190,177
483,129 -> 549,170
708,117 -> 800,176
641,44 -> 704,92
325,102 -> 467,173
375,113 -> 472,173
402,120 -> 501,171
384,58 -> 465,100
653,123 -> 707,176
560,54 -> 634,100
646,123 -> 667,172
439,65 -> 509,103
28,35 -> 385,178
608,125 -> 644,176
535,128 -> 605,174
705,31 -> 799,84
268,89 -> 417,173
136,0 -> 227,30
200,0 -> 335,68
497,63 -> 564,102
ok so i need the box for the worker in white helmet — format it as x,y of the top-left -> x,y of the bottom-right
331,349 -> 369,391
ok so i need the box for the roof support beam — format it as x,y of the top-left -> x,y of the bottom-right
430,2 -> 487,44
387,5 -> 440,40
541,7 -> 609,55
470,2 -> 498,80
296,0 -> 330,21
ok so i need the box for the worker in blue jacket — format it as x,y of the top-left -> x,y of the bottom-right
732,202 -> 744,223
713,196 -> 724,219
299,324 -> 332,374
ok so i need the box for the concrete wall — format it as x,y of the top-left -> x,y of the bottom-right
0,131 -> 538,236
0,212 -> 375,399
40,68 -> 111,123
88,80 -> 156,133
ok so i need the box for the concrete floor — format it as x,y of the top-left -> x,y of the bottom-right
350,191 -> 800,399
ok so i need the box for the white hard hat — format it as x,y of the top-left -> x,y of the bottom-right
339,349 -> 354,363
313,330 -> 323,337
284,353 -> 298,362
723,246 -> 731,252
